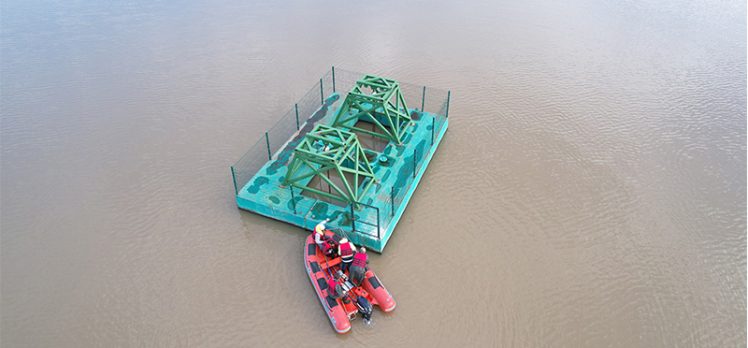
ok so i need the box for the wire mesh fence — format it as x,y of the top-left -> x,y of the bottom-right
232,76 -> 328,194
231,137 -> 269,195
232,67 -> 450,241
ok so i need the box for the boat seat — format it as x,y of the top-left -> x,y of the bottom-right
317,277 -> 328,290
310,262 -> 321,273
322,257 -> 341,269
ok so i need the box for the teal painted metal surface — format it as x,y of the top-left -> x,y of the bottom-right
235,116 -> 448,252
232,68 -> 450,252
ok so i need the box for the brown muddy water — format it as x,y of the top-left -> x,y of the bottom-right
1,0 -> 746,347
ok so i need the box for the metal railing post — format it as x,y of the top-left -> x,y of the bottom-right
391,187 -> 395,216
350,204 -> 356,233
295,103 -> 300,130
375,206 -> 380,240
265,132 -> 271,160
421,86 -> 426,112
319,78 -> 324,105
445,90 -> 451,118
332,66 -> 336,93
231,166 -> 238,194
431,117 -> 435,145
413,149 -> 417,178
290,186 -> 296,214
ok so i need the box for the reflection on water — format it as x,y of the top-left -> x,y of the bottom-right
1,0 -> 745,346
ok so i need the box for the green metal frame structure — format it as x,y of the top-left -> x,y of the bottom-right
332,74 -> 412,144
283,124 -> 376,205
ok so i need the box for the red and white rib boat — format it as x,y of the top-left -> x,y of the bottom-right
304,230 -> 396,334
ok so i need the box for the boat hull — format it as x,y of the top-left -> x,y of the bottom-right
304,231 -> 396,333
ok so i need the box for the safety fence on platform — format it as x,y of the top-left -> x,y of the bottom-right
379,87 -> 450,234
231,74 -> 332,194
231,67 -> 450,241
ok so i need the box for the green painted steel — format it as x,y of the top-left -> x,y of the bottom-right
289,186 -> 297,214
319,78 -> 324,105
264,132 -> 271,160
231,166 -> 238,194
231,67 -> 451,252
446,90 -> 451,118
332,66 -> 336,93
234,116 -> 449,252
421,86 -> 426,111
283,124 -> 376,205
431,117 -> 435,144
331,74 -> 412,145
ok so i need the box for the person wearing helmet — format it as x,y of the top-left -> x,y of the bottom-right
313,218 -> 334,256
350,247 -> 369,286
338,238 -> 355,273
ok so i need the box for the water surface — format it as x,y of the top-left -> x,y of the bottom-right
1,0 -> 745,346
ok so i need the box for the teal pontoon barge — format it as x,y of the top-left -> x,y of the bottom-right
231,67 -> 450,252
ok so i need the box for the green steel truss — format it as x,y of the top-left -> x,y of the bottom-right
283,124 -> 376,204
332,74 -> 412,145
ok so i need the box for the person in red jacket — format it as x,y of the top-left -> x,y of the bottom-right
338,238 -> 355,273
328,277 -> 344,299
350,247 -> 369,286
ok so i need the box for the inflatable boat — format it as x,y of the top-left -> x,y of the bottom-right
304,230 -> 396,333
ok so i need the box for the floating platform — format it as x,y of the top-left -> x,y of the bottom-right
231,68 -> 450,252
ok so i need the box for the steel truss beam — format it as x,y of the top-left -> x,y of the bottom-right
332,74 -> 412,145
283,124 -> 376,205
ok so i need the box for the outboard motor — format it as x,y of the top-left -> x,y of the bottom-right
354,296 -> 373,324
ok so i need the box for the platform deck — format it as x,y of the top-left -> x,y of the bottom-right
236,103 -> 448,252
